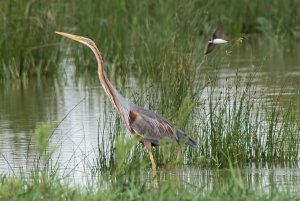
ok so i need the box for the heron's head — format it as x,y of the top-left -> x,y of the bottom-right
56,31 -> 94,46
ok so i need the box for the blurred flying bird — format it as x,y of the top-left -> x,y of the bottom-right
206,22 -> 228,54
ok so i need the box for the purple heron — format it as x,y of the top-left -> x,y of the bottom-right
56,32 -> 196,173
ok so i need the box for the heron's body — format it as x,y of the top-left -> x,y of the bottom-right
128,105 -> 196,147
56,32 -> 196,174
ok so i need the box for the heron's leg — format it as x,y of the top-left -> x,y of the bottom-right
143,140 -> 157,175
176,144 -> 182,161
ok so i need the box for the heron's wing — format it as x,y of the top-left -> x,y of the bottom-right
128,107 -> 196,147
129,109 -> 175,145
205,43 -> 215,54
213,22 -> 223,39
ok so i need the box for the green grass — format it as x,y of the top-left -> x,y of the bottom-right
0,163 -> 299,201
0,0 -> 66,79
192,74 -> 300,167
1,0 -> 300,78
0,129 -> 299,201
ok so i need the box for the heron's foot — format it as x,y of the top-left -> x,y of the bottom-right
176,145 -> 182,162
151,164 -> 157,177
150,156 -> 157,177
143,140 -> 157,177
152,162 -> 156,171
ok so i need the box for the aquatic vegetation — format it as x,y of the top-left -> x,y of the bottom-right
0,0 -> 63,79
1,119 -> 299,199
192,76 -> 300,167
0,163 -> 299,200
1,0 -> 300,78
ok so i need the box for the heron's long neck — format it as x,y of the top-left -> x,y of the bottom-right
90,45 -> 130,123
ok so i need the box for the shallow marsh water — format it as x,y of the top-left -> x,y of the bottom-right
0,41 -> 300,191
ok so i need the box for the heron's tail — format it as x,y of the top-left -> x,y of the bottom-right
176,130 -> 197,148
187,137 -> 197,148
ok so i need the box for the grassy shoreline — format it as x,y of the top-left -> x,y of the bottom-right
0,166 -> 299,201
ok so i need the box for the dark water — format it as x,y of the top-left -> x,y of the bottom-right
0,41 -> 300,190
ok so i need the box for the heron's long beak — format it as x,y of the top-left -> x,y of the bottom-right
55,31 -> 84,43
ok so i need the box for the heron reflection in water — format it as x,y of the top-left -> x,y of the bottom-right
56,32 -> 196,175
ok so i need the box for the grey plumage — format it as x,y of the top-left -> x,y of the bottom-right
129,106 -> 196,148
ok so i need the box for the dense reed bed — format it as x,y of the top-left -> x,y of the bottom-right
1,0 -> 300,78
0,0 -> 64,78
